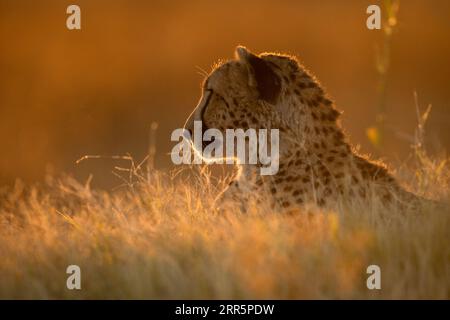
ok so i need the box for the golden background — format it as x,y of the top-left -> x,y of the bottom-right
0,0 -> 449,187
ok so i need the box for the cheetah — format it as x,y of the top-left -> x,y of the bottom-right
184,46 -> 425,213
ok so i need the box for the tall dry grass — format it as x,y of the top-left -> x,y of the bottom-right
0,129 -> 449,299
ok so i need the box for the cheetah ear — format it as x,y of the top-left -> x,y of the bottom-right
235,46 -> 281,104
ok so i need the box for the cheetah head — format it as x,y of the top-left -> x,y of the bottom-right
185,46 -> 288,134
185,46 -> 341,155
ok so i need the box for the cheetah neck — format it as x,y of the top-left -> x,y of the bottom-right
276,93 -> 351,156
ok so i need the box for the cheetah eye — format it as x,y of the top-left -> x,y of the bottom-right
202,78 -> 210,91
204,89 -> 214,102
200,89 -> 230,123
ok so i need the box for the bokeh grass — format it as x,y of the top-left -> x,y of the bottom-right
0,145 -> 448,299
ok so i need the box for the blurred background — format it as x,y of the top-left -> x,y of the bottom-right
0,0 -> 449,188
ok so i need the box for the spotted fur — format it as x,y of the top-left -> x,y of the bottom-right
185,46 -> 423,212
